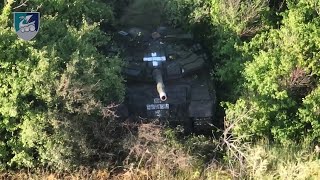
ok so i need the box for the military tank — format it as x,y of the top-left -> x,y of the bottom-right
116,27 -> 216,132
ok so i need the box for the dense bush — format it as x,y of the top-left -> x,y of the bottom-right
0,1 -> 124,170
225,0 -> 320,143
164,0 -> 320,144
1,0 -> 320,175
164,0 -> 270,101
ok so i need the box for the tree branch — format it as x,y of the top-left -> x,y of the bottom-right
13,0 -> 29,10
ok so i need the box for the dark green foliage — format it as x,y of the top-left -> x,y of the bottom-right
225,0 -> 320,143
164,0 -> 320,144
0,1 -> 124,170
1,0 -> 320,172
164,0 -> 270,101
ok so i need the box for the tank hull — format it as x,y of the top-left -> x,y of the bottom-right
125,78 -> 214,119
115,26 -> 216,132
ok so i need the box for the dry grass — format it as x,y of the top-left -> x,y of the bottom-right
216,109 -> 320,180
116,122 -> 196,180
2,120 -> 319,180
0,122 -> 223,180
0,168 -> 111,180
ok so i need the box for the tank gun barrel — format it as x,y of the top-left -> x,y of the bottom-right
153,69 -> 167,101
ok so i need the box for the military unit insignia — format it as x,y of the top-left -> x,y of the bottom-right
13,12 -> 40,41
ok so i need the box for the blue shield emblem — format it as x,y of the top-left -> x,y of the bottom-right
13,12 -> 40,41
